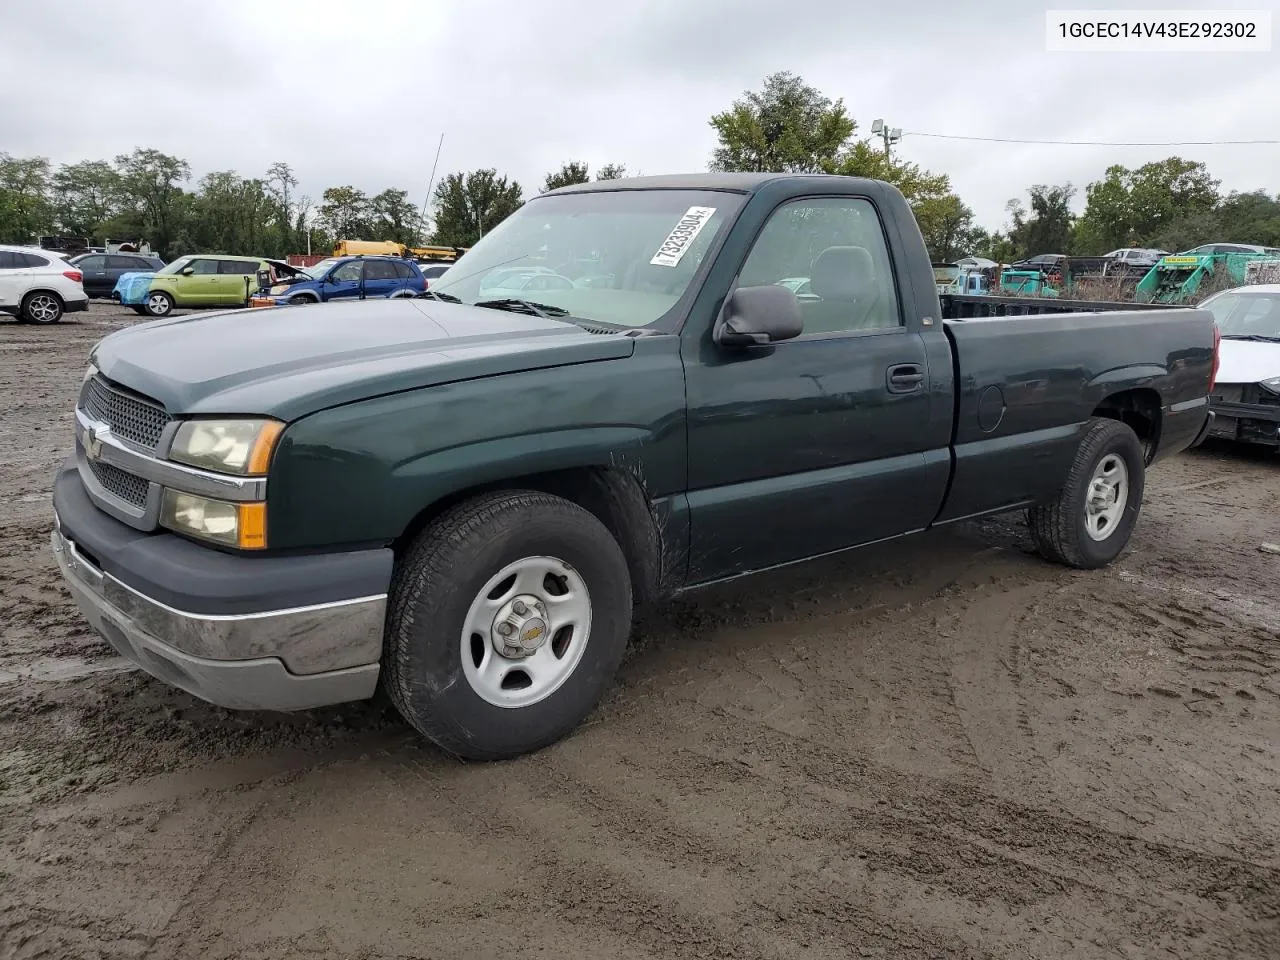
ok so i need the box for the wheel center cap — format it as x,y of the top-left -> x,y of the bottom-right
492,594 -> 550,659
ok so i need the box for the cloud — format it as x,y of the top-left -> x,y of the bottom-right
2,0 -> 1274,234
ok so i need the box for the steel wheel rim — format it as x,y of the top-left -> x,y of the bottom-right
148,293 -> 170,315
28,295 -> 59,322
460,555 -> 592,709
1084,453 -> 1128,541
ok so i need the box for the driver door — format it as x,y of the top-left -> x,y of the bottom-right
323,260 -> 364,301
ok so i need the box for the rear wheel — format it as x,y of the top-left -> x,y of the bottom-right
144,291 -> 174,318
383,490 -> 633,760
21,291 -> 63,324
1028,417 -> 1146,570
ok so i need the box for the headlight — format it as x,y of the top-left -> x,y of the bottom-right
169,418 -> 284,475
160,491 -> 267,549
1261,376 -> 1280,394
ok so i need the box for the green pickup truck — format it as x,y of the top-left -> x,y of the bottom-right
51,173 -> 1219,760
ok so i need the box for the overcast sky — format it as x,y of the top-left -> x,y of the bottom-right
5,0 -> 1276,231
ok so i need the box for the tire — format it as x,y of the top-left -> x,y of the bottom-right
384,490 -> 633,760
144,291 -> 174,318
21,291 -> 63,324
288,294 -> 317,305
1027,417 -> 1146,570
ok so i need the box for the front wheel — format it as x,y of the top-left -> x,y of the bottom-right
1027,417 -> 1146,570
144,291 -> 174,318
383,490 -> 633,760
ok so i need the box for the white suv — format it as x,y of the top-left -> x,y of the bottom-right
0,244 -> 89,324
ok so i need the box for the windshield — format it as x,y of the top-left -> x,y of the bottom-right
1202,290 -> 1280,339
155,256 -> 192,276
429,189 -> 743,329
302,258 -> 340,279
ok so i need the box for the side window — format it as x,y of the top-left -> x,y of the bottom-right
332,261 -> 363,282
219,259 -> 255,275
365,260 -> 398,281
105,255 -> 139,270
81,255 -> 109,270
188,259 -> 219,275
393,261 -> 414,279
0,251 -> 17,270
738,196 -> 901,335
20,253 -> 51,268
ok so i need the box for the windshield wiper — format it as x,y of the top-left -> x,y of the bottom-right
474,298 -> 570,318
419,289 -> 463,304
1221,334 -> 1280,342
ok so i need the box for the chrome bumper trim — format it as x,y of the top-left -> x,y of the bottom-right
51,525 -> 386,681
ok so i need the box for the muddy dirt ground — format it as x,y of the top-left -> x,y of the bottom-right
1,303 -> 1277,960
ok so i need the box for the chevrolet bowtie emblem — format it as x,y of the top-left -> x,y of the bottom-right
85,425 -> 102,461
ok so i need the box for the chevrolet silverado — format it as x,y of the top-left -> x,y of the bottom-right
51,173 -> 1219,760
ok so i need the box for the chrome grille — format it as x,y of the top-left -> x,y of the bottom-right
82,375 -> 170,448
87,458 -> 149,508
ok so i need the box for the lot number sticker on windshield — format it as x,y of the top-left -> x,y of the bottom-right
650,207 -> 717,267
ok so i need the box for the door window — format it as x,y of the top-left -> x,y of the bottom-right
738,196 -> 901,335
365,260 -> 399,281
331,261 -> 363,282
218,259 -> 257,275
80,255 -> 109,270
188,259 -> 219,275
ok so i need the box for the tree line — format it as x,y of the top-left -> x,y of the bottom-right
2,71 -> 1277,262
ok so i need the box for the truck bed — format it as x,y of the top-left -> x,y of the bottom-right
933,307 -> 1216,526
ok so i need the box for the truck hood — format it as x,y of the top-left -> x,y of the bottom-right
90,298 -> 636,420
1216,339 -> 1280,385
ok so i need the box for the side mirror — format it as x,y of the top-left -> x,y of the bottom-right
180,266 -> 195,275
713,284 -> 803,347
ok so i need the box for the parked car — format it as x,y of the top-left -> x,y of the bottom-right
475,265 -> 570,299
68,251 -> 166,299
118,255 -> 285,318
0,244 -> 88,324
1197,283 -> 1280,448
253,255 -> 425,306
51,172 -> 1217,762
416,261 -> 452,287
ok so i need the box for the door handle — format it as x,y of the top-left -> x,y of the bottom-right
886,363 -> 925,393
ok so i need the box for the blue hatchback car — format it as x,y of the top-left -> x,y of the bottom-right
258,255 -> 426,305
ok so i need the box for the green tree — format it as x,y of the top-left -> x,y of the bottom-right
51,160 -> 120,239
113,148 -> 192,257
543,161 -> 590,192
913,194 -> 978,262
595,163 -> 627,181
190,171 -> 274,255
0,153 -> 54,244
318,185 -> 371,239
265,161 -> 300,253
708,71 -> 855,173
1006,184 -> 1076,257
1074,158 -> 1219,253
430,169 -> 524,247
369,188 -> 421,246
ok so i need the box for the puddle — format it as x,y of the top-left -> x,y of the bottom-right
0,655 -> 136,686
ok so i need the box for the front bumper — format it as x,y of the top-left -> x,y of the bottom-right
1207,398 -> 1280,446
50,465 -> 394,712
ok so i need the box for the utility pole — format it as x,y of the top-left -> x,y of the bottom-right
870,119 -> 902,162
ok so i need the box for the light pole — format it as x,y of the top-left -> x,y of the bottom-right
870,119 -> 902,162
